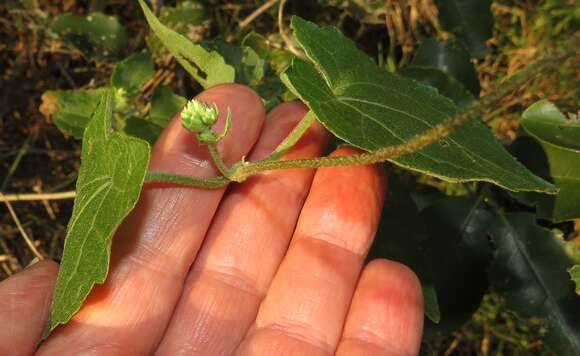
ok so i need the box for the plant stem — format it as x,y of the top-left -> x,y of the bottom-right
277,0 -> 304,58
230,0 -> 279,40
233,31 -> 579,179
145,171 -> 229,189
265,111 -> 316,161
148,31 -> 579,188
207,142 -> 233,178
0,194 -> 45,260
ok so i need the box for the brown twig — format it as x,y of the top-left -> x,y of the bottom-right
227,0 -> 279,41
277,0 -> 303,58
1,194 -> 44,260
0,191 -> 76,202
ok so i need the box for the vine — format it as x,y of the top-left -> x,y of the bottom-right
146,30 -> 579,187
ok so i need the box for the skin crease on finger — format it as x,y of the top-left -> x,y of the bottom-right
0,260 -> 59,356
235,147 -> 390,355
154,101 -> 329,355
36,84 -> 266,355
2,85 -> 424,355
335,259 -> 424,356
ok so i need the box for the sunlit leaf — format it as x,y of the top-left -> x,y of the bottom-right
146,0 -> 207,57
283,17 -> 554,193
41,88 -> 107,139
46,90 -> 150,335
207,41 -> 265,86
138,0 -> 234,88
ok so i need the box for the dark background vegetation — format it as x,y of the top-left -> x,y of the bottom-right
1,0 -> 578,354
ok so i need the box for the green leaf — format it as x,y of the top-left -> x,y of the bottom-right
160,0 -> 206,26
401,66 -> 475,108
570,265 -> 580,296
150,85 -> 187,128
372,178 -> 493,332
51,12 -> 128,61
46,90 -> 151,335
368,174 -> 440,323
489,213 -> 580,354
123,117 -> 162,145
138,0 -> 234,88
516,101 -> 580,222
207,41 -> 265,86
122,85 -> 186,145
42,88 -> 106,139
522,100 -> 580,151
242,32 -> 271,59
408,38 -> 479,96
434,0 -> 493,58
111,52 -> 155,95
283,17 -> 554,193
145,0 -> 207,57
421,196 -> 493,338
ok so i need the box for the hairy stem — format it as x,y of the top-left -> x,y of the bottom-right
149,31 -> 579,188
145,171 -> 229,188
233,32 -> 579,179
207,142 -> 232,178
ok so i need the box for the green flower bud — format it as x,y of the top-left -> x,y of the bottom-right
181,99 -> 220,133
114,88 -> 128,113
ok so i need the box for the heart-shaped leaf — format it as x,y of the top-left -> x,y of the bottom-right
46,90 -> 150,335
282,17 -> 554,193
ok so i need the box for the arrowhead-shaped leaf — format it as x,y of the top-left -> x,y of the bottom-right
283,17 -> 554,193
489,213 -> 580,354
46,90 -> 150,335
138,0 -> 234,88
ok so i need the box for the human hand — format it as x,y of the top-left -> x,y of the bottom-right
0,84 -> 423,356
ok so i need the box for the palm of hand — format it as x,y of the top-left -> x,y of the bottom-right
0,84 -> 423,356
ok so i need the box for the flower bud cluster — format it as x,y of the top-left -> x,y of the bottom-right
181,99 -> 219,133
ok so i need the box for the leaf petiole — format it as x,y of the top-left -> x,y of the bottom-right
265,110 -> 317,161
207,142 -> 233,179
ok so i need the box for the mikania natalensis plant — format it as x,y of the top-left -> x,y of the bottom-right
145,30 -> 579,190
44,1 -> 580,349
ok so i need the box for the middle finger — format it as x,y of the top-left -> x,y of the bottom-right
156,102 -> 328,355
